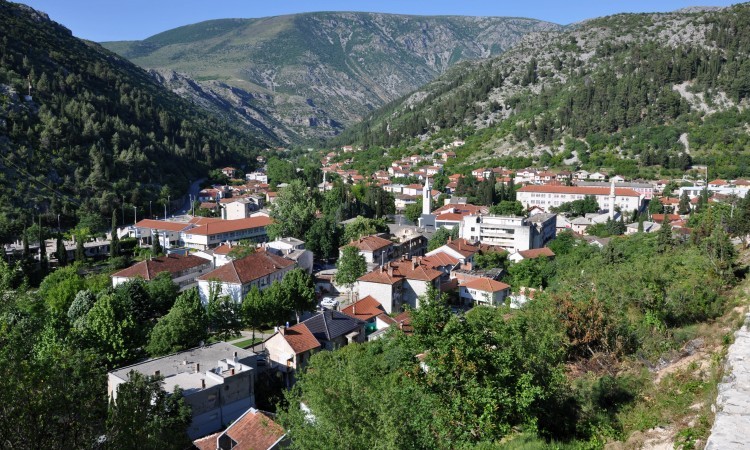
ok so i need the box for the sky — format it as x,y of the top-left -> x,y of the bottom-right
16,0 -> 740,42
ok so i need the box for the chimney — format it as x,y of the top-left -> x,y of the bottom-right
399,321 -> 403,330
154,370 -> 160,377
201,379 -> 206,389
280,327 -> 285,336
231,368 -> 235,376
387,265 -> 393,277
196,363 -> 201,373
448,236 -> 452,243
353,303 -> 356,315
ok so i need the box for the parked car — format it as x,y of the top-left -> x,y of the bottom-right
319,297 -> 339,311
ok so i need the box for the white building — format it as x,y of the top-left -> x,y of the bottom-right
356,258 -> 442,314
110,254 -> 213,291
459,213 -> 556,252
459,278 -> 511,307
182,217 -> 273,251
516,185 -> 642,214
339,234 -> 394,269
265,237 -> 314,273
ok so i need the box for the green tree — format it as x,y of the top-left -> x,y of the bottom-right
147,289 -> 208,356
427,226 -> 458,251
68,289 -> 96,330
152,231 -> 163,256
207,295 -> 243,341
38,265 -> 85,314
267,180 -> 317,240
106,371 -> 192,450
56,233 -> 68,267
474,249 -> 508,270
489,200 -> 525,216
282,268 -> 317,323
267,158 -> 297,185
144,271 -> 180,319
335,246 -> 367,302
411,285 -> 452,347
242,286 -> 272,341
677,190 -> 691,215
110,211 -> 120,258
85,292 -> 143,366
226,241 -> 256,260
404,200 -> 424,224
343,216 -> 388,243
656,215 -> 673,254
263,280 -> 294,325
305,216 -> 342,260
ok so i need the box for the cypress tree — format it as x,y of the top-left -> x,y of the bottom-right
152,230 -> 163,256
75,233 -> 85,262
110,211 -> 120,258
56,234 -> 68,267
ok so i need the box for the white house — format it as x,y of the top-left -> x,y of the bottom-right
339,235 -> 394,268
111,254 -> 213,291
196,250 -> 296,303
459,213 -> 556,252
516,185 -> 642,214
182,217 -> 273,251
265,237 -> 314,273
356,258 -> 442,314
459,278 -> 511,307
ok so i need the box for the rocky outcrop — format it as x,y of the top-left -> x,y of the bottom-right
705,313 -> 750,449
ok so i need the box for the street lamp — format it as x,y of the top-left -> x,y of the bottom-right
149,200 -> 152,219
134,206 -> 138,224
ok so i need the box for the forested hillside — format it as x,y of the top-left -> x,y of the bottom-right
103,13 -> 561,143
336,4 -> 750,179
0,1 -> 267,241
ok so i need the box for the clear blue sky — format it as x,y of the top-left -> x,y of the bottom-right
16,0 -> 740,42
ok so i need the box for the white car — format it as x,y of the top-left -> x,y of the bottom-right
319,297 -> 339,310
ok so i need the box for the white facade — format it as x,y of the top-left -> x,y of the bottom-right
459,214 -> 556,252
459,285 -> 509,307
517,187 -> 642,213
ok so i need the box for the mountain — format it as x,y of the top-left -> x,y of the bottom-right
102,13 -> 562,143
0,1 -> 267,240
336,4 -> 750,180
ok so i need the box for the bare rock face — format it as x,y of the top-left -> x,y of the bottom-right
705,313 -> 750,450
103,13 -> 561,143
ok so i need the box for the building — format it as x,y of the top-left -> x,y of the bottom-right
130,219 -> 190,249
459,213 -> 556,252
220,198 -> 262,220
356,258 -> 442,314
193,407 -> 287,450
264,237 -> 314,273
516,185 -> 642,214
508,247 -> 556,263
111,254 -> 213,291
341,295 -> 397,339
576,181 -> 654,200
182,217 -> 273,251
339,234 -> 394,268
458,278 -> 511,307
425,238 -> 481,265
108,343 -> 258,439
197,250 -> 296,303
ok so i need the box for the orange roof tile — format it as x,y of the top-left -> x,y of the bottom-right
198,250 -> 294,284
223,409 -> 286,450
420,252 -> 459,269
341,296 -> 387,321
358,258 -> 443,284
133,219 -> 189,232
111,254 -> 210,280
518,247 -> 555,259
282,323 -> 321,354
340,235 -> 393,252
188,217 -> 273,236
462,278 -> 511,292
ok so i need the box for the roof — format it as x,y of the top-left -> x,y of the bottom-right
188,217 -> 273,236
420,252 -> 459,269
280,323 -> 321,354
393,311 -> 413,334
302,310 -> 364,341
517,185 -> 641,197
198,250 -> 295,284
133,219 -> 189,232
222,408 -> 286,450
518,247 -> 555,259
358,258 -> 443,284
341,235 -> 393,252
432,203 -> 486,216
111,254 -> 210,280
442,238 -> 480,257
462,278 -> 511,293
341,296 -> 387,321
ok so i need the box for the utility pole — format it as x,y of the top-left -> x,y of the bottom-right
134,206 -> 138,225
121,196 -> 125,225
149,200 -> 152,219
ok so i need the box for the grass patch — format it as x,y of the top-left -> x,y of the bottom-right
232,337 -> 262,349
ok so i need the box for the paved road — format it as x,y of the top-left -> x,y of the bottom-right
176,178 -> 206,216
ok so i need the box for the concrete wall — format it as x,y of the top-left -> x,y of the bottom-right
356,281 -> 399,314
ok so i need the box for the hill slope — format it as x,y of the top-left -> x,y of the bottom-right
102,13 -> 561,143
0,1 -> 267,240
337,4 -> 750,179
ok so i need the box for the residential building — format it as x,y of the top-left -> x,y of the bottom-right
508,247 -> 556,263
576,181 -> 654,200
264,237 -> 314,273
130,218 -> 190,249
339,234 -> 394,268
264,322 -> 320,376
341,295 -> 397,339
425,238 -> 481,265
459,213 -> 556,252
108,343 -> 257,440
459,278 -> 511,307
221,167 -> 240,178
193,407 -> 287,450
245,171 -> 268,183
196,250 -> 296,303
111,254 -> 213,291
220,197 -> 263,220
356,258 -> 442,314
517,185 -> 642,213
182,217 -> 273,251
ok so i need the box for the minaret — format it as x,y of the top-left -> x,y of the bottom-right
609,178 -> 616,220
422,177 -> 431,216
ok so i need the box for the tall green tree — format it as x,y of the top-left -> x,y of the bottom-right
147,289 -> 208,356
106,371 -> 192,450
85,292 -> 143,367
152,231 -> 163,256
335,246 -> 367,302
110,211 -> 120,258
342,216 -> 388,243
305,216 -> 342,260
207,295 -> 243,341
242,286 -> 272,342
677,190 -> 691,215
56,233 -> 68,267
267,180 -> 317,240
282,268 -> 317,323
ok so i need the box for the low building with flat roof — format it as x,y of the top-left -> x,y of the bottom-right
108,342 -> 257,440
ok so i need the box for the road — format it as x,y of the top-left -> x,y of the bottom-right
176,178 -> 206,216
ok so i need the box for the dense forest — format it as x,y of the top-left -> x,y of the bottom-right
334,4 -> 750,180
0,1 -> 267,242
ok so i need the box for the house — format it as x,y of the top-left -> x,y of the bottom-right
339,235 -> 394,268
459,278 -> 511,307
304,310 -> 366,350
264,322 -> 321,376
570,216 -> 592,234
193,407 -> 287,450
264,237 -> 314,273
221,167 -> 241,179
220,197 -> 262,220
130,219 -> 190,249
516,185 -> 642,214
182,217 -> 273,251
199,189 -> 222,203
589,172 -> 608,181
576,181 -> 654,200
625,221 -> 661,235
356,258 -> 443,314
508,247 -> 555,263
245,172 -> 268,184
459,213 -> 557,252
575,170 -> 590,180
111,254 -> 213,291
196,250 -> 296,303
108,343 -> 258,440
341,295 -> 397,339
425,238 -> 480,265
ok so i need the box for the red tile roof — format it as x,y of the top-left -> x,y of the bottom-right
133,219 -> 189,232
432,203 -> 486,215
188,217 -> 273,236
434,213 -> 464,222
193,432 -> 221,450
341,296 -> 387,321
420,252 -> 459,269
358,258 -> 443,284
517,185 -> 641,197
340,235 -> 393,252
393,311 -> 413,334
441,238 -> 480,258
708,179 -> 727,186
282,323 -> 322,354
462,278 -> 511,292
652,214 -> 682,223
197,250 -> 294,284
518,247 -> 555,259
224,409 -> 286,450
111,254 -> 210,280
